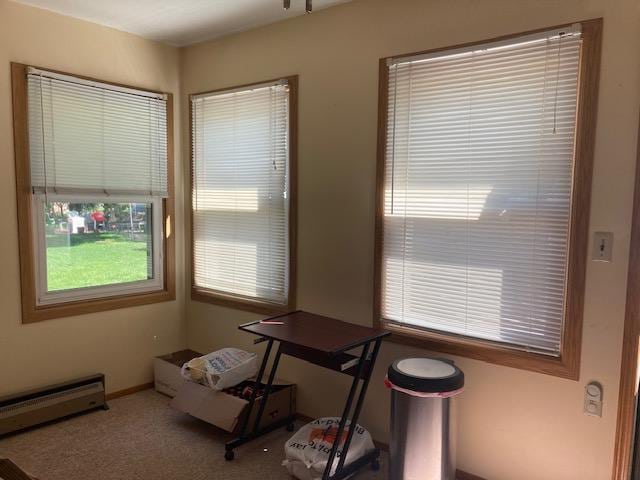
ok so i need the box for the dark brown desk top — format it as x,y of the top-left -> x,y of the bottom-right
239,311 -> 390,356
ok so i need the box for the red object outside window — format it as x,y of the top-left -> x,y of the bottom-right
91,211 -> 105,222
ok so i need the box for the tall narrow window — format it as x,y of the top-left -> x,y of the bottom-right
191,77 -> 297,313
375,21 -> 601,378
12,64 -> 175,323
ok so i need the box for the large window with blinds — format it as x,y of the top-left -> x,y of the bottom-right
11,64 -> 175,323
375,21 -> 601,377
190,77 -> 297,313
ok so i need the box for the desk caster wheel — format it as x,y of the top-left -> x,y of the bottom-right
286,423 -> 295,432
225,450 -> 235,461
371,458 -> 380,471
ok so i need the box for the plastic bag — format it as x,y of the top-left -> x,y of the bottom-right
180,348 -> 258,391
283,417 -> 375,480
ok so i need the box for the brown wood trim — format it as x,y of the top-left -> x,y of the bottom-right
611,109 -> 640,480
105,382 -> 154,401
11,63 -> 176,324
189,75 -> 298,315
373,19 -> 602,379
383,18 -> 597,64
385,325 -> 577,379
191,288 -> 292,315
11,63 -> 36,323
189,77 -> 293,98
20,64 -> 168,95
164,92 -> 177,301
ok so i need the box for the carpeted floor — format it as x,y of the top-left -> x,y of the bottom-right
0,389 -> 387,480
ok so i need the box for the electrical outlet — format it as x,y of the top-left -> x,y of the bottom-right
584,382 -> 603,417
592,232 -> 613,262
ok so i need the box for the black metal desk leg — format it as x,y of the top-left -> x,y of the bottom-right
335,338 -> 382,474
252,342 -> 283,434
322,342 -> 371,480
236,339 -> 273,441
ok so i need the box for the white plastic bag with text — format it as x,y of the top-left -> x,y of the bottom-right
283,417 -> 375,480
180,348 -> 257,390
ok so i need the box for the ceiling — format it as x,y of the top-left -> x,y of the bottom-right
10,0 -> 352,46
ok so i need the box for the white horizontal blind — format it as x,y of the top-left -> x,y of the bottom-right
28,70 -> 168,197
382,27 -> 582,355
192,81 -> 290,305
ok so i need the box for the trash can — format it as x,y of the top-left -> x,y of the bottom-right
385,357 -> 464,480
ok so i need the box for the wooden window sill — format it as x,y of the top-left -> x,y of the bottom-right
23,288 -> 175,324
382,322 -> 579,380
191,287 -> 293,316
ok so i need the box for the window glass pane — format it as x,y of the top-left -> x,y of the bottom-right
44,202 -> 153,292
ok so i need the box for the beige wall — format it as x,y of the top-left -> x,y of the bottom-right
182,1 -> 640,479
0,0 -> 186,396
0,0 -> 637,478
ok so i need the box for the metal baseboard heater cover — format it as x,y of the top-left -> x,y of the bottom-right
0,374 -> 107,436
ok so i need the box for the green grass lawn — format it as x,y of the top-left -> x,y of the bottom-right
46,232 -> 150,291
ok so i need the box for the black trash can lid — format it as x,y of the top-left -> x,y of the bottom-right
387,357 -> 464,394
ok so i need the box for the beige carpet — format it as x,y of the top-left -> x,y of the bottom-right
0,389 -> 387,480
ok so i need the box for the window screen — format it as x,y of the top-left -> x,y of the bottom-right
191,80 -> 291,306
380,25 -> 582,355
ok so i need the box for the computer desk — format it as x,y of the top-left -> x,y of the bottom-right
225,310 -> 390,480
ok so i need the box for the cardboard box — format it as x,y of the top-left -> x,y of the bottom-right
154,349 -> 202,398
170,379 -> 296,434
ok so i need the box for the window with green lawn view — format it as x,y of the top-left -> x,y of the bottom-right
39,200 -> 158,297
25,67 -> 168,306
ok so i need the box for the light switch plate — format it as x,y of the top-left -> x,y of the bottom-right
592,232 -> 613,262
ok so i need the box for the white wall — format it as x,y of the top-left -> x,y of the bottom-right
0,0 -> 636,477
0,0 -> 187,396
181,0 -> 640,478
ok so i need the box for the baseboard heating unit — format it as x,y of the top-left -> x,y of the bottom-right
0,373 -> 107,436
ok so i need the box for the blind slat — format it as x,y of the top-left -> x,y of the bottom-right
381,30 -> 582,355
28,72 -> 168,197
191,83 -> 290,305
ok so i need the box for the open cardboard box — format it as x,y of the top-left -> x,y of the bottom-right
154,349 -> 202,397
170,378 -> 296,434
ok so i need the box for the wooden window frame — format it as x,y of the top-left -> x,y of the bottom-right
373,19 -> 602,379
611,112 -> 640,479
11,62 -> 176,324
189,76 -> 298,315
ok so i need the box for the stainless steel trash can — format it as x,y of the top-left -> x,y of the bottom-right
385,357 -> 464,480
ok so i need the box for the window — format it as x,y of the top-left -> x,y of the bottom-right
190,77 -> 297,313
12,64 -> 175,322
375,20 -> 602,378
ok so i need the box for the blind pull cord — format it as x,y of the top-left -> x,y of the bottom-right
157,101 -> 163,197
101,89 -> 107,196
193,104 -> 198,212
389,65 -> 399,215
552,33 -> 564,134
38,73 -> 49,202
148,98 -> 153,196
